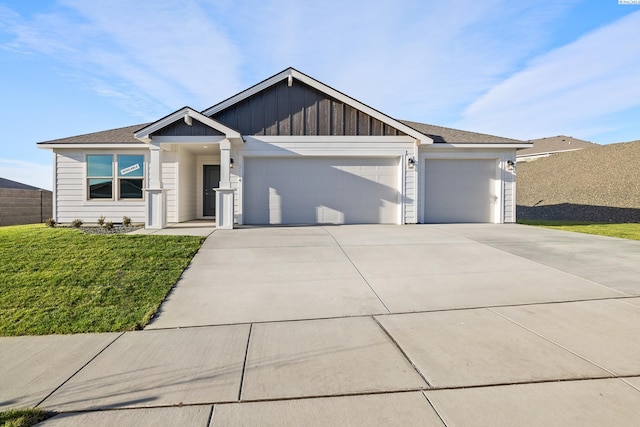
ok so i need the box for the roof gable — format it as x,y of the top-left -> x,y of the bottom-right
134,107 -> 242,142
203,68 -> 430,142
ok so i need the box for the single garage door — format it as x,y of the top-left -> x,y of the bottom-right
424,159 -> 497,223
243,157 -> 399,225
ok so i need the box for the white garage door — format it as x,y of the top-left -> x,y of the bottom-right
243,157 -> 399,225
424,159 -> 497,223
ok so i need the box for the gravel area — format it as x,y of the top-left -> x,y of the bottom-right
516,140 -> 640,222
60,225 -> 144,234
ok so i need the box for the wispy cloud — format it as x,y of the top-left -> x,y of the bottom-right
457,10 -> 640,141
1,0 -> 579,123
0,159 -> 52,190
1,0 -> 244,118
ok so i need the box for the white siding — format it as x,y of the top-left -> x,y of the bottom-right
503,154 -> 517,223
162,150 -> 178,223
178,148 -> 197,222
54,150 -> 146,224
404,159 -> 417,224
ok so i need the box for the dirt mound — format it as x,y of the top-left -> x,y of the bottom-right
516,140 -> 640,222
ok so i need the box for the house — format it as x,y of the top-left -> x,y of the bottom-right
37,68 -> 531,230
516,135 -> 597,162
0,177 -> 53,226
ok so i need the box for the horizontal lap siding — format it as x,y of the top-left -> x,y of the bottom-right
178,149 -> 197,222
404,166 -> 417,223
163,152 -> 177,223
55,151 -> 145,224
504,158 -> 516,222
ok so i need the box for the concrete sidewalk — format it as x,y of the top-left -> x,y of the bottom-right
2,224 -> 640,426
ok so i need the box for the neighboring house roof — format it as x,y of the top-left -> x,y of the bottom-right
400,120 -> 524,144
517,135 -> 597,157
0,177 -> 48,191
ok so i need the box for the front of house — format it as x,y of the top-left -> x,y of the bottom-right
38,68 -> 531,229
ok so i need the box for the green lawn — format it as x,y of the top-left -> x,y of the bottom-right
0,408 -> 52,427
0,224 -> 204,336
518,220 -> 640,241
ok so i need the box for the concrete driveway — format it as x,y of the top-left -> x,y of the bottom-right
3,224 -> 640,426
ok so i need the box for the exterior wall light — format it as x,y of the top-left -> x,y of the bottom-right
506,160 -> 515,171
407,157 -> 416,169
230,158 -> 235,169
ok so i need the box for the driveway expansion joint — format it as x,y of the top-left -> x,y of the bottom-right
35,332 -> 126,409
322,226 -> 392,313
487,307 -> 618,378
372,316 -> 432,388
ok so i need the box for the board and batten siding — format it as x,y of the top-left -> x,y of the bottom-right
54,150 -> 146,224
211,79 -> 407,137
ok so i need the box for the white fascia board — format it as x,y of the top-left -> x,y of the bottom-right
421,143 -> 532,149
245,135 -> 416,144
134,107 -> 242,142
150,136 -> 228,144
202,68 -> 432,145
39,143 -> 148,149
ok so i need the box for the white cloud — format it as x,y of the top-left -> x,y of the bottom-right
1,0 -> 244,117
457,10 -> 640,141
0,159 -> 52,190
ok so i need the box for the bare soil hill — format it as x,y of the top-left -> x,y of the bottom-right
516,140 -> 640,222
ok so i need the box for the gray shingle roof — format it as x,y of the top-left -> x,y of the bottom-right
399,120 -> 525,144
37,123 -> 150,145
38,120 -> 525,146
517,135 -> 598,157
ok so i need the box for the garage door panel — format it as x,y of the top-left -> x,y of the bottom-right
244,158 -> 399,225
424,159 -> 496,223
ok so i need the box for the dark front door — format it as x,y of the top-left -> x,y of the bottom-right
203,165 -> 220,217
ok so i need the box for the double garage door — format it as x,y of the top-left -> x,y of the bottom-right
243,157 -> 399,225
424,159 -> 497,223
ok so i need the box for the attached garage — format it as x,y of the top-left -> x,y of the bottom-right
243,157 -> 400,225
423,159 -> 498,223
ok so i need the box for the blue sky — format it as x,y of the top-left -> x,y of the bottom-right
1,0 -> 639,190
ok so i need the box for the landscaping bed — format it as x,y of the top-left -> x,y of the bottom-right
0,224 -> 204,336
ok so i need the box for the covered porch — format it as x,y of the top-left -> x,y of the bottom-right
134,107 -> 242,230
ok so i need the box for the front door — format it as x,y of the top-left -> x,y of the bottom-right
203,165 -> 220,217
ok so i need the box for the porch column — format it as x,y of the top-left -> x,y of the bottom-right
145,142 -> 166,229
216,139 -> 234,229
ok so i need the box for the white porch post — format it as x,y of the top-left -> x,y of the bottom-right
216,139 -> 234,229
145,142 -> 166,229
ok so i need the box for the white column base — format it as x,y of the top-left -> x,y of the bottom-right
145,188 -> 167,229
214,188 -> 234,230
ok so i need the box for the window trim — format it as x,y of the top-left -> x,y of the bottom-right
86,153 -> 146,201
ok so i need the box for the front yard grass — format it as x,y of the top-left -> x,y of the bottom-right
518,220 -> 640,241
0,408 -> 52,427
0,224 -> 204,336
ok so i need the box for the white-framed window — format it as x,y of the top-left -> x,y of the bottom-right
87,154 -> 145,200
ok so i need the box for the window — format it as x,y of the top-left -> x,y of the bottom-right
87,154 -> 144,200
118,155 -> 144,199
87,155 -> 113,199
